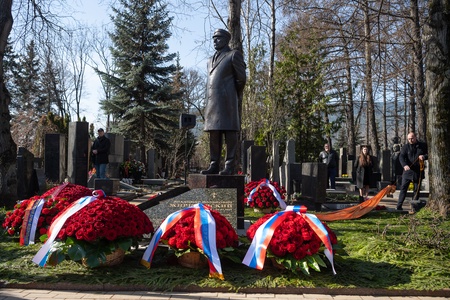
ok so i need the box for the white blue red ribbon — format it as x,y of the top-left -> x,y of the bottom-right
242,205 -> 336,274
247,179 -> 287,210
19,198 -> 45,246
141,203 -> 224,280
32,190 -> 105,267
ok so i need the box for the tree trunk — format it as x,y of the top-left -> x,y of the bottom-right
344,45 -> 356,157
228,0 -> 243,170
363,0 -> 379,155
0,0 -> 17,207
411,0 -> 427,142
424,0 -> 450,216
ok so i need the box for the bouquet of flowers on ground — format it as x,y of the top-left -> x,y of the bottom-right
244,178 -> 287,210
243,205 -> 339,275
33,191 -> 154,268
119,159 -> 146,178
2,183 -> 92,244
141,203 -> 239,280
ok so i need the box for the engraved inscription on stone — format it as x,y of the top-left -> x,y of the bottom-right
143,188 -> 238,236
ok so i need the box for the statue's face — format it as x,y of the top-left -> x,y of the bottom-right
213,36 -> 229,50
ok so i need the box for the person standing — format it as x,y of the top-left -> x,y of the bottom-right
201,29 -> 246,175
396,132 -> 428,211
92,128 -> 111,179
354,145 -> 374,203
319,143 -> 339,189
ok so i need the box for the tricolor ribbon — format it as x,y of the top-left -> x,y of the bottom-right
242,205 -> 336,275
19,198 -> 45,246
141,203 -> 224,280
32,190 -> 106,267
247,179 -> 287,210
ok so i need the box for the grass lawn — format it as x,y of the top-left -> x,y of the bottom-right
1,206 -> 449,293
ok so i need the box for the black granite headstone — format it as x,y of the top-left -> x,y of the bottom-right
44,134 -> 66,183
16,147 -> 39,200
188,174 -> 245,229
241,140 -> 254,175
142,188 -> 238,235
247,145 -> 266,182
67,122 -> 89,186
301,162 -> 327,211
288,163 -> 302,196
105,133 -> 124,179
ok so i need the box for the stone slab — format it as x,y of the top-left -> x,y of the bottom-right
188,174 -> 245,229
142,188 -> 238,235
94,179 -> 120,195
142,179 -> 167,186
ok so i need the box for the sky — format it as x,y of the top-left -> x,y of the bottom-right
69,0 -> 221,129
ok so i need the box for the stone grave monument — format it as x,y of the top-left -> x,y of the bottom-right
67,121 -> 89,186
44,133 -> 66,183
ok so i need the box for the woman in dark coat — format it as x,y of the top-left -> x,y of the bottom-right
354,145 -> 374,203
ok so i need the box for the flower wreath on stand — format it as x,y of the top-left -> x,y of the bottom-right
32,190 -> 154,268
243,205 -> 339,275
2,183 -> 92,245
244,178 -> 287,212
141,203 -> 239,280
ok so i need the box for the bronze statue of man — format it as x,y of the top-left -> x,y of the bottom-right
201,29 -> 246,175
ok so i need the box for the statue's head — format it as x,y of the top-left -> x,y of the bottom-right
213,29 -> 231,50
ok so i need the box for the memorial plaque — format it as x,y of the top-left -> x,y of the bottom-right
143,188 -> 238,236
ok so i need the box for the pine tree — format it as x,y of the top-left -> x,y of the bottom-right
12,40 -> 44,113
99,0 -> 180,163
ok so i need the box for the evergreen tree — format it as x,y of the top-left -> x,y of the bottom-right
99,0 -> 180,163
12,40 -> 44,113
273,28 -> 337,163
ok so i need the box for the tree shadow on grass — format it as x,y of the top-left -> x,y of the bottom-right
0,237 -> 412,292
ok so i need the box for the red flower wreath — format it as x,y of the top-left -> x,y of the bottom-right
244,179 -> 286,209
55,197 -> 154,242
162,209 -> 238,252
246,211 -> 338,274
2,183 -> 92,239
42,197 -> 154,267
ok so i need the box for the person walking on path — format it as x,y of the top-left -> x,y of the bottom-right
396,132 -> 428,211
319,143 -> 339,189
92,128 -> 111,179
201,29 -> 246,176
354,145 -> 374,203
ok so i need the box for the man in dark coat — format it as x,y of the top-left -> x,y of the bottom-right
201,29 -> 246,175
396,132 -> 428,211
318,143 -> 339,189
92,128 -> 111,179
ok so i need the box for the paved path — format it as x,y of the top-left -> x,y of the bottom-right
1,288 -> 449,300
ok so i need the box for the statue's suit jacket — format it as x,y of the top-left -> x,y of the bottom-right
204,46 -> 246,132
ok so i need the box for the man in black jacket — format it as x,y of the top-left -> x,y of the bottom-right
396,132 -> 428,211
201,29 -> 246,175
92,128 -> 111,179
319,143 -> 339,189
